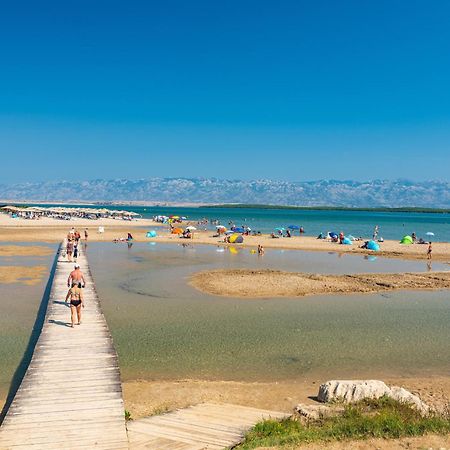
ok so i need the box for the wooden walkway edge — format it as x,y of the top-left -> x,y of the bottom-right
0,243 -> 129,449
127,403 -> 289,450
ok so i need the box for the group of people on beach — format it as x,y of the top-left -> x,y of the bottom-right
65,228 -> 88,262
64,228 -> 88,328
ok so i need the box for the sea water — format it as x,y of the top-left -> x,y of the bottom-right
28,204 -> 450,241
88,242 -> 450,383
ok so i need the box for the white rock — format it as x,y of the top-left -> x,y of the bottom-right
318,380 -> 390,403
295,403 -> 343,420
389,386 -> 430,415
317,380 -> 430,416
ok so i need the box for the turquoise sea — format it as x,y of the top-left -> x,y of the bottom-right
29,204 -> 450,241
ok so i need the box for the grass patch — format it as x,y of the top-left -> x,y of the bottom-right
124,410 -> 132,421
237,397 -> 450,449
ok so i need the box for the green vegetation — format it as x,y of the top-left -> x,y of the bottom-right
124,410 -> 132,421
203,204 -> 450,213
237,397 -> 450,449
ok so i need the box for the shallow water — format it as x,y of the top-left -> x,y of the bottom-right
0,243 -> 56,400
88,242 -> 450,383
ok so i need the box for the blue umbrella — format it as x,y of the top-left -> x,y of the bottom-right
275,227 -> 285,231
288,225 -> 300,230
232,227 -> 245,233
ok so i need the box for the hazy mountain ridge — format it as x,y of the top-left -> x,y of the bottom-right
0,178 -> 449,208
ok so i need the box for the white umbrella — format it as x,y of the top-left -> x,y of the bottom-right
186,226 -> 197,231
426,232 -> 435,236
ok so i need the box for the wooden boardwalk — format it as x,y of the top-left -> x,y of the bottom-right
127,403 -> 289,450
0,244 -> 129,449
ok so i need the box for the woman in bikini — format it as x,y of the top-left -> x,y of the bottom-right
65,282 -> 84,327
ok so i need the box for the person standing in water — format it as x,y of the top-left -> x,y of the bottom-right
427,242 -> 432,260
373,225 -> 379,241
65,282 -> 84,327
84,228 -> 89,241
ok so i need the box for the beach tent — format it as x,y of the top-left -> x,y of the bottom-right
146,231 -> 157,238
229,234 -> 244,243
342,237 -> 352,245
367,240 -> 380,251
400,235 -> 413,244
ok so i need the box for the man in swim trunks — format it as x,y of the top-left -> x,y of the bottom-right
65,282 -> 84,327
67,264 -> 86,288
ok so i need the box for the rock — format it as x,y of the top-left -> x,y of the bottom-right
317,380 -> 430,415
294,403 -> 344,420
318,380 -> 390,403
389,386 -> 430,415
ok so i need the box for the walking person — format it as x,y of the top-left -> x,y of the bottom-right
67,264 -> 86,288
66,240 -> 74,262
373,225 -> 379,241
65,282 -> 84,327
427,242 -> 432,260
73,242 -> 79,262
84,228 -> 89,241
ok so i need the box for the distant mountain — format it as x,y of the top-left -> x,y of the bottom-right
0,178 -> 449,208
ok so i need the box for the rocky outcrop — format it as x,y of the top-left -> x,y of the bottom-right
317,380 -> 430,415
295,403 -> 344,420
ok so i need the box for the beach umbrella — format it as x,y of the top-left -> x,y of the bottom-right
232,227 -> 245,233
228,234 -> 244,243
171,228 -> 183,234
288,225 -> 300,230
426,232 -> 435,237
216,225 -> 226,229
185,226 -> 197,231
275,227 -> 285,232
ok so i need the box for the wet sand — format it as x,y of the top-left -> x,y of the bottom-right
0,266 -> 48,285
121,376 -> 450,420
1,215 -> 449,262
0,245 -> 54,257
190,269 -> 450,298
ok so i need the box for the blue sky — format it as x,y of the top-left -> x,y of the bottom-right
1,1 -> 450,183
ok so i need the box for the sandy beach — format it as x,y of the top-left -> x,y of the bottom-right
1,214 -> 449,262
1,215 -> 449,449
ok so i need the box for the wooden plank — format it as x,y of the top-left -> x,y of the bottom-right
127,403 -> 290,450
0,244 -> 129,449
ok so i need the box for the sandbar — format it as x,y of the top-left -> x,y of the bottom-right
190,269 -> 450,298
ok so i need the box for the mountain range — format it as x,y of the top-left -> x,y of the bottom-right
1,178 -> 449,208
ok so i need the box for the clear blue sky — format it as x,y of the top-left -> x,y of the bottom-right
1,1 -> 450,183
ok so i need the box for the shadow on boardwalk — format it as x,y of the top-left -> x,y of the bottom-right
0,246 -> 60,425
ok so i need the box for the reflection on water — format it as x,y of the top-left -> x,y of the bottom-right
88,242 -> 450,383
